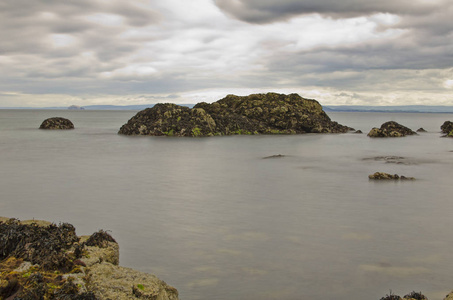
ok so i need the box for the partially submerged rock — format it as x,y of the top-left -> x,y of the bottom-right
379,291 -> 429,300
369,172 -> 415,180
262,154 -> 286,159
416,128 -> 427,132
39,117 -> 74,130
118,93 -> 353,137
441,121 -> 453,137
0,218 -> 179,300
367,121 -> 416,137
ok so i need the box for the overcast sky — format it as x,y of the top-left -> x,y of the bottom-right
1,0 -> 452,107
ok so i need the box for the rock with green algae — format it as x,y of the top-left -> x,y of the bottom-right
367,121 -> 417,138
0,217 -> 179,300
118,93 -> 353,137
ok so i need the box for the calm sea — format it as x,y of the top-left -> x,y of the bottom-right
1,109 -> 452,300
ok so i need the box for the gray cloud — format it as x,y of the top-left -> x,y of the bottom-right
215,0 -> 445,23
0,0 -> 452,107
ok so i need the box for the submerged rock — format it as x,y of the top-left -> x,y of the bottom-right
416,128 -> 427,132
118,93 -> 353,137
262,154 -> 286,159
367,121 -> 417,137
0,217 -> 179,300
39,117 -> 74,130
368,172 -> 415,180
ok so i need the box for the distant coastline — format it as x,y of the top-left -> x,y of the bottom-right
1,104 -> 453,113
323,105 -> 453,113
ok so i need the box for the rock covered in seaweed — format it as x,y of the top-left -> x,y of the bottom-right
367,121 -> 417,137
0,217 -> 179,300
39,117 -> 74,130
118,93 -> 353,137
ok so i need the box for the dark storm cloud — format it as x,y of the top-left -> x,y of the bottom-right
215,0 -> 444,23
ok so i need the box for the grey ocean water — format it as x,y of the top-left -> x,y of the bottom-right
1,109 -> 453,300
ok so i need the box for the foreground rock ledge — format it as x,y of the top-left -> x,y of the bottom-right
39,117 -> 74,130
118,93 -> 353,137
0,217 -> 179,300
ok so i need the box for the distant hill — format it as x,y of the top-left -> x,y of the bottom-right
324,105 -> 453,113
1,104 -> 452,113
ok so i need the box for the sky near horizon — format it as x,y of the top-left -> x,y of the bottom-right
0,0 -> 452,107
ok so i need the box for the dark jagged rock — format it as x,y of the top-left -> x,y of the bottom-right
118,93 -> 353,137
441,121 -> 453,137
39,117 -> 74,130
416,128 -> 427,132
367,121 -> 417,137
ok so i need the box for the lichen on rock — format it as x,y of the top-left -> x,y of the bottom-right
39,117 -> 74,130
118,93 -> 353,137
367,121 -> 417,137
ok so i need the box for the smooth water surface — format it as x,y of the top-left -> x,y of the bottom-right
1,110 -> 452,299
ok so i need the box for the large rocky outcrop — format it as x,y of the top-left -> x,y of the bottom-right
118,93 -> 353,137
441,121 -> 453,137
367,121 -> 417,137
39,117 -> 74,130
0,217 -> 179,300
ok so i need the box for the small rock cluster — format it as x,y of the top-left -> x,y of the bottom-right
380,291 -> 427,300
368,172 -> 415,180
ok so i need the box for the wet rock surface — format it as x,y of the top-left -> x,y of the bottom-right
367,121 -> 417,137
118,93 -> 353,137
39,117 -> 74,130
416,128 -> 427,132
0,218 -> 179,300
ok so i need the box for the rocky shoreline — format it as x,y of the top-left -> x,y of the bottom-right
0,217 -> 179,300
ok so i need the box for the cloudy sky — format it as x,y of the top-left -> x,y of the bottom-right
1,0 -> 452,107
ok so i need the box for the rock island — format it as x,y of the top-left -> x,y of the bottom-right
118,93 -> 353,137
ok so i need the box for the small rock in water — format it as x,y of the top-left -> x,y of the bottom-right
416,128 -> 427,132
367,121 -> 417,138
368,172 -> 415,180
263,154 -> 285,159
39,117 -> 74,130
